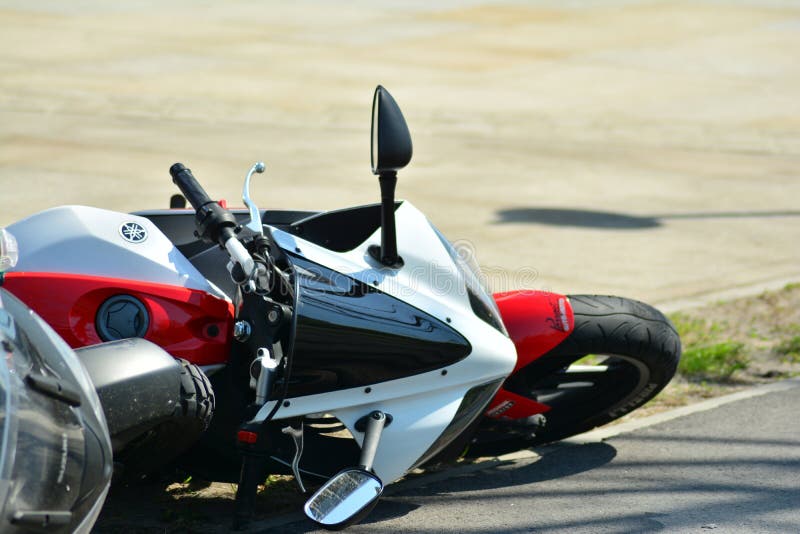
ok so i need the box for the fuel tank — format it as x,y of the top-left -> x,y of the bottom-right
7,205 -> 225,297
4,206 -> 233,365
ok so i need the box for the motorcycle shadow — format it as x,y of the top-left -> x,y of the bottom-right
94,474 -> 308,533
243,442 -> 619,533
94,443 -> 616,532
312,442 -> 619,531
393,441 -> 617,497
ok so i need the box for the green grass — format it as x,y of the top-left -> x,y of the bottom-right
668,312 -> 750,381
679,341 -> 748,380
573,354 -> 604,366
774,335 -> 800,363
261,474 -> 296,490
669,312 -> 724,347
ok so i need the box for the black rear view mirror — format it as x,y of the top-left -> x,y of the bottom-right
368,86 -> 412,268
371,86 -> 412,174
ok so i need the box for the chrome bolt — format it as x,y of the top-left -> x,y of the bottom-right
233,320 -> 252,341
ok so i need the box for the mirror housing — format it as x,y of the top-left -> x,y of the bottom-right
369,86 -> 411,268
304,468 -> 383,530
371,85 -> 412,174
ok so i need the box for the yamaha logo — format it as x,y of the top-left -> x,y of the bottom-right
119,222 -> 148,243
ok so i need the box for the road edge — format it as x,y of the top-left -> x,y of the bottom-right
654,275 -> 800,313
556,376 -> 800,446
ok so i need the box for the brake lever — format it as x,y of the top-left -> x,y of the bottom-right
242,161 -> 266,235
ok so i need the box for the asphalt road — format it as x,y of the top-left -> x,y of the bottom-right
263,380 -> 800,534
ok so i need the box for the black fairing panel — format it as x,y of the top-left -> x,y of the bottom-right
287,203 -> 398,253
288,256 -> 471,397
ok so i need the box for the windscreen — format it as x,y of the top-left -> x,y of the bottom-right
429,224 -> 508,335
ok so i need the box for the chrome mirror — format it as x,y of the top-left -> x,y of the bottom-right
304,468 -> 383,530
242,161 -> 266,235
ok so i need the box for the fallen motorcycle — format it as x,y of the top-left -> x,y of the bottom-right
1,86 -> 679,528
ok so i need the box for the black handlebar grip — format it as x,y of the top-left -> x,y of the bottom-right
170,163 -> 213,210
169,162 -> 239,247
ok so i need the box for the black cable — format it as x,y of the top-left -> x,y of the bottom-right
261,261 -> 299,425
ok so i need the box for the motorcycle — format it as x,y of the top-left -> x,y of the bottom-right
0,86 -> 680,528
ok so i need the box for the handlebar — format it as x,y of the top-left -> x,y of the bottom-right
170,163 -> 213,210
170,162 -> 256,276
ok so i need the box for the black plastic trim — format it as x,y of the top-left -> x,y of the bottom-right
285,255 -> 471,397
287,202 -> 401,253
95,295 -> 149,341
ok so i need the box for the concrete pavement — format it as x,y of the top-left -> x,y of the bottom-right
1,1 -> 799,304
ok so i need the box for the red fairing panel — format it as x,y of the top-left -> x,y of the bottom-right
3,272 -> 234,366
484,290 -> 574,420
494,290 -> 574,372
484,387 -> 552,420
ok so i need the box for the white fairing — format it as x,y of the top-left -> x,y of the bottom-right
7,206 -> 226,299
262,201 -> 517,483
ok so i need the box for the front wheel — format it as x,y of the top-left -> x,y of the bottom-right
115,358 -> 215,480
503,294 -> 681,445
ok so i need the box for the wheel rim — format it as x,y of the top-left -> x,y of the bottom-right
521,354 -> 651,424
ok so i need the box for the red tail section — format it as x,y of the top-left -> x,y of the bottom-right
484,290 -> 574,420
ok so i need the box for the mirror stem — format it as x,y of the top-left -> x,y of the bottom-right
377,171 -> 403,268
359,411 -> 387,472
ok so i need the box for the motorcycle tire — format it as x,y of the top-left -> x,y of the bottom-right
116,359 -> 215,480
473,295 -> 680,456
178,357 -> 216,432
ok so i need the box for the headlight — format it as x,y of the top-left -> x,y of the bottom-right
430,224 -> 507,335
0,229 -> 18,272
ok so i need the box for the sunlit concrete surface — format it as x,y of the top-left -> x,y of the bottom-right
2,1 -> 798,302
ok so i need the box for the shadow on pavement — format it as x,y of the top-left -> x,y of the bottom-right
396,442 -> 618,496
96,431 -> 799,533
363,427 -> 799,533
494,207 -> 800,229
